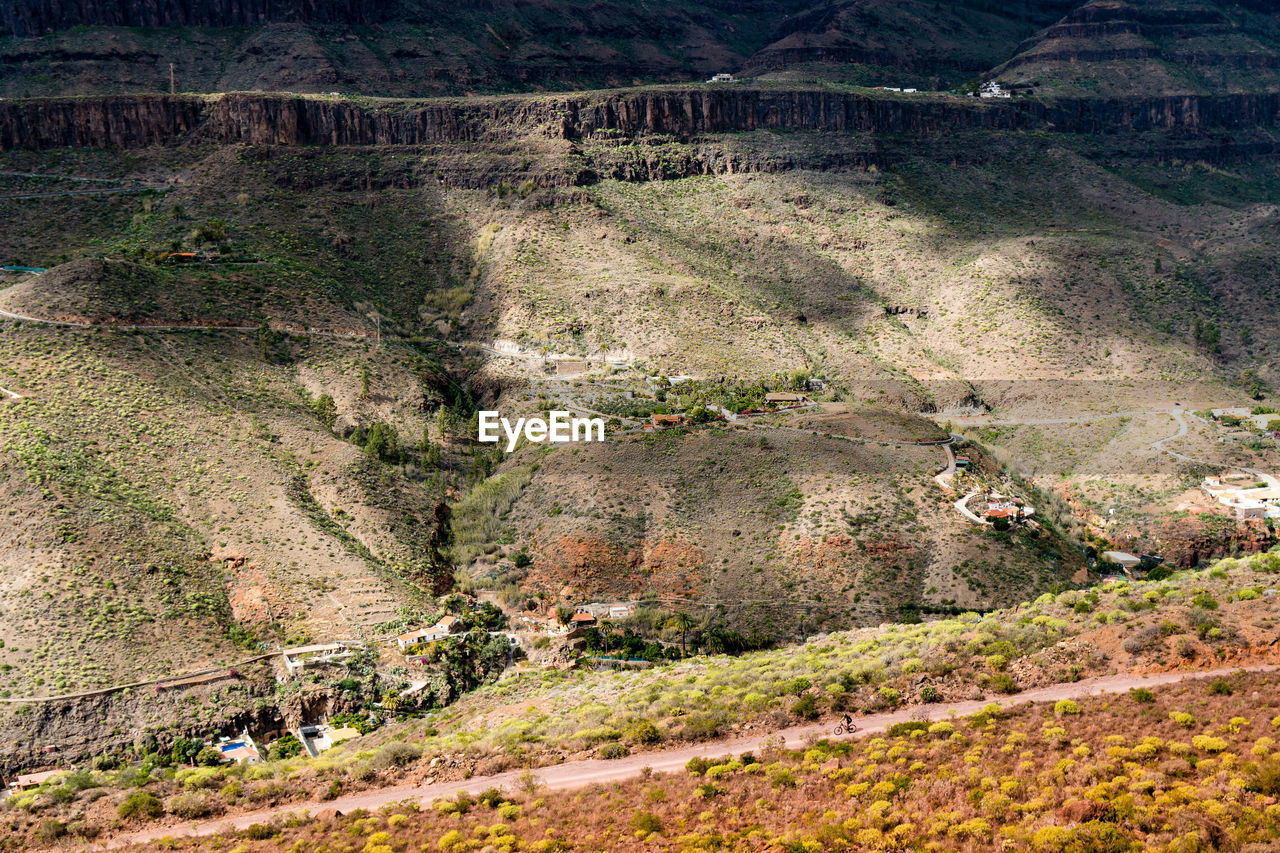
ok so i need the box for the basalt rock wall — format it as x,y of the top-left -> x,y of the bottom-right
2,89 -> 1280,152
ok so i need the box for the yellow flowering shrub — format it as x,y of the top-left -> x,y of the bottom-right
1192,735 -> 1229,753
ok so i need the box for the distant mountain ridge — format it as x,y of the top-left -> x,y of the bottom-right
2,0 -> 388,36
11,0 -> 1276,99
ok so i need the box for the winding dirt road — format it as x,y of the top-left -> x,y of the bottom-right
107,664 -> 1275,849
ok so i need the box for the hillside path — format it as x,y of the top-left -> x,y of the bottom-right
953,489 -> 988,525
105,664 -> 1276,848
933,440 -> 956,491
948,408 -> 1279,489
1149,410 -> 1279,488
0,304 -> 373,340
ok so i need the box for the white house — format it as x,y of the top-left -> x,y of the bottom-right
396,615 -> 462,650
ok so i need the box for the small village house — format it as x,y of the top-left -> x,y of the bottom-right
297,724 -> 361,758
396,615 -> 462,650
281,642 -> 353,676
648,413 -> 684,430
8,769 -> 64,791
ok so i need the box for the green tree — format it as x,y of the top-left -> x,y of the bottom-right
672,613 -> 695,657
311,393 -> 337,429
364,422 -> 400,462
169,737 -> 204,766
266,734 -> 303,761
195,746 -> 223,767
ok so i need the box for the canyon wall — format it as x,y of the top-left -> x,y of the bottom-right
2,89 -> 1279,152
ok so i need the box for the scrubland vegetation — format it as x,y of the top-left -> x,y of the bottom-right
89,667 -> 1280,853
8,549 -> 1273,850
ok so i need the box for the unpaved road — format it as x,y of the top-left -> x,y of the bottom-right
933,441 -> 956,491
1150,410 -> 1279,489
108,664 -> 1275,849
950,408 -> 1279,490
0,304 -> 372,340
954,488 -> 987,525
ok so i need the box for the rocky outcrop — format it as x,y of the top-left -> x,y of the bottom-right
2,0 -> 386,37
0,95 -> 205,149
3,89 -> 1280,163
0,665 -> 280,771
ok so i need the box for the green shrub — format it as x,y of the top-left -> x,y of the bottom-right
989,674 -> 1020,694
680,714 -> 722,740
887,721 -> 929,738
1245,758 -> 1280,795
33,820 -> 66,842
598,743 -> 629,760
1054,700 -> 1081,715
1208,679 -> 1233,696
630,812 -> 663,836
919,685 -> 941,703
627,720 -> 662,745
785,677 -> 813,696
242,824 -> 278,840
1190,592 -> 1218,610
371,742 -> 422,769
168,792 -> 221,819
791,694 -> 820,720
685,757 -> 711,775
1130,688 -> 1155,704
118,791 -> 164,820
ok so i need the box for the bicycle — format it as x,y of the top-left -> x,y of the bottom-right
832,721 -> 857,736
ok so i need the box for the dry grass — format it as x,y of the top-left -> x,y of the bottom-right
98,669 -> 1280,853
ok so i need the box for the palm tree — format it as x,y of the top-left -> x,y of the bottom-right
598,619 -> 615,657
673,613 -> 695,657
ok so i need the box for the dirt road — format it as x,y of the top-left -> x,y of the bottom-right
953,488 -> 988,525
933,441 -> 956,491
0,305 -> 373,340
1150,410 -> 1279,489
108,664 -> 1275,849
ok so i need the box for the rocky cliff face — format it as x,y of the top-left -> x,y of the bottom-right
0,95 -> 206,149
4,88 -> 1280,153
2,0 -> 386,36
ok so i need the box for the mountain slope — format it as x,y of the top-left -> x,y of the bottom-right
994,0 -> 1280,97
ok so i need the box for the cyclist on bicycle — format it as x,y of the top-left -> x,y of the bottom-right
842,713 -> 854,731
